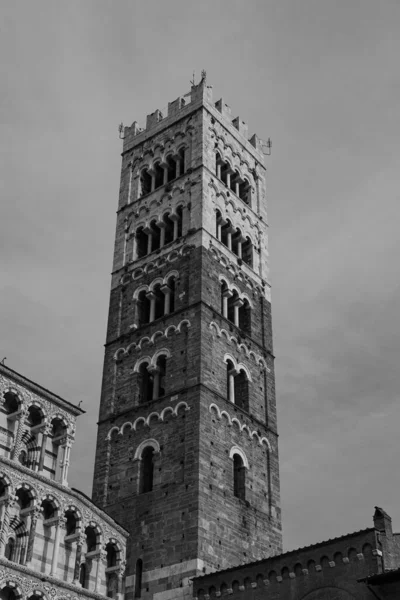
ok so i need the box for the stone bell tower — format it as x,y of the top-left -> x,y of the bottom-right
92,74 -> 282,600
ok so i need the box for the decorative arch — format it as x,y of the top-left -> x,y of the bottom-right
134,438 -> 160,460
229,446 -> 249,469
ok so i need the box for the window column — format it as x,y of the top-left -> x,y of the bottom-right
73,533 -> 86,585
171,214 -> 179,240
160,284 -> 171,315
38,423 -> 52,474
117,560 -> 127,600
10,406 -> 28,461
0,496 -> 17,555
50,516 -> 66,576
59,435 -> 73,486
222,289 -> 233,318
228,368 -> 238,404
148,366 -> 160,400
25,506 -> 42,566
158,223 -> 166,248
146,292 -> 156,322
95,548 -> 107,593
232,299 -> 244,327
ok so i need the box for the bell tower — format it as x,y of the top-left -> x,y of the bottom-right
92,75 -> 282,600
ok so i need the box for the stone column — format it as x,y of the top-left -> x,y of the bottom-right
175,158 -> 181,178
226,230 -> 232,251
159,223 -> 166,248
216,221 -> 222,240
60,436 -> 73,486
25,506 -> 42,565
163,167 -> 168,185
117,560 -> 127,600
10,406 -> 28,461
151,174 -> 156,192
50,516 -> 66,576
146,292 -> 156,323
222,289 -> 233,319
38,424 -> 52,474
73,533 -> 86,584
161,285 -> 171,315
171,215 -> 179,240
146,232 -> 152,255
235,181 -> 240,196
233,299 -> 244,327
228,370 -> 236,404
0,496 -> 17,555
148,366 -> 160,400
226,171 -> 231,188
236,237 -> 243,259
95,548 -> 107,593
216,163 -> 221,179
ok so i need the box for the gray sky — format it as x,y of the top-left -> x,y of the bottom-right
1,0 -> 400,552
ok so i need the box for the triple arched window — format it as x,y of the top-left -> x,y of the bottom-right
215,153 -> 252,206
215,211 -> 253,267
139,147 -> 186,198
135,274 -> 177,326
220,281 -> 251,334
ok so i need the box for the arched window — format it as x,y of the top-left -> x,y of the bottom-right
149,220 -> 161,252
1,392 -> 20,459
16,488 -> 32,510
106,542 -> 118,568
164,276 -> 176,314
151,285 -> 164,321
136,227 -> 148,259
242,237 -> 253,267
79,563 -> 87,588
239,179 -> 251,206
85,526 -> 97,553
65,510 -> 77,536
234,369 -> 249,412
4,537 -> 15,561
137,290 -> 151,326
163,213 -> 175,245
165,155 -> 177,182
177,147 -> 186,175
140,447 -> 154,494
233,454 -> 246,500
41,499 -> 56,521
0,586 -> 17,600
153,163 -> 164,189
239,299 -> 251,335
226,362 -> 249,412
140,169 -> 152,197
138,362 -> 153,404
135,558 -> 143,597
51,418 -> 67,481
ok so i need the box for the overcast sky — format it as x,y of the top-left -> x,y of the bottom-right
1,0 -> 400,553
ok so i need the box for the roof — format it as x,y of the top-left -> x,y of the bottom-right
194,528 -> 375,579
0,363 -> 85,416
359,567 -> 400,585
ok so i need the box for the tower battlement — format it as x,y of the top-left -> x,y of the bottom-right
122,76 -> 265,159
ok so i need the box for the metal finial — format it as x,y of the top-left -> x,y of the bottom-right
201,69 -> 207,82
1,357 -> 6,365
118,123 -> 125,139
190,71 -> 195,86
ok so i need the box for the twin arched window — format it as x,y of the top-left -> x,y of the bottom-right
139,148 -> 186,198
135,208 -> 183,260
215,153 -> 251,206
233,454 -> 246,500
138,355 -> 167,404
220,282 -> 251,334
215,211 -> 253,267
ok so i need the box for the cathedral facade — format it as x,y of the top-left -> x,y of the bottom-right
0,364 -> 128,600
